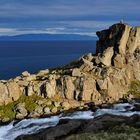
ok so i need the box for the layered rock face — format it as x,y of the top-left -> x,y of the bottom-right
1,23 -> 140,106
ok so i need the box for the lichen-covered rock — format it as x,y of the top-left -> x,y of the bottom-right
15,103 -> 28,119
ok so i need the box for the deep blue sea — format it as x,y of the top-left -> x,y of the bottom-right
0,41 -> 96,79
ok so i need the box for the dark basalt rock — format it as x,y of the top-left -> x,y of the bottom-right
16,114 -> 140,140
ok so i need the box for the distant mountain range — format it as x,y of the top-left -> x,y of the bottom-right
0,34 -> 97,41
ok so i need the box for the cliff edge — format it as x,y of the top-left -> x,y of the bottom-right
1,23 -> 140,121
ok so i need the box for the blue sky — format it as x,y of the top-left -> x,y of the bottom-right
0,0 -> 140,36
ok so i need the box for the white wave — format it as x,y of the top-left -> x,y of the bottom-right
61,111 -> 94,120
94,109 -> 140,117
0,121 -> 14,140
112,103 -> 134,111
0,116 -> 60,140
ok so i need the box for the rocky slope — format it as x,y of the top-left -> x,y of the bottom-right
1,22 -> 140,122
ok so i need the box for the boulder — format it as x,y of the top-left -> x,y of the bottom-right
7,82 -> 22,102
15,103 -> 28,119
45,79 -> 56,98
51,107 -> 58,113
34,106 -> 43,115
61,101 -> 70,110
0,82 -> 9,105
62,76 -> 75,99
72,68 -> 81,77
80,58 -> 94,72
22,71 -> 30,77
44,107 -> 51,114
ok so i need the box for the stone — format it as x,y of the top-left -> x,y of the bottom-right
68,100 -> 80,108
45,79 -> 56,98
16,113 -> 26,120
18,80 -> 29,86
7,82 -> 22,102
46,100 -> 52,106
37,69 -> 49,77
28,111 -> 40,118
61,101 -> 70,109
25,75 -> 36,81
83,53 -> 94,61
113,54 -> 125,68
118,24 -> 131,55
78,77 -> 96,101
27,84 -> 34,96
99,47 -> 114,67
62,76 -> 75,99
36,99 -> 47,106
2,117 -> 10,123
22,71 -> 30,77
34,106 -> 43,115
80,58 -> 94,72
127,27 -> 140,54
44,107 -> 51,114
51,107 -> 58,113
0,82 -> 9,105
132,103 -> 140,111
15,103 -> 28,119
96,79 -> 107,90
72,68 -> 81,77
53,101 -> 61,107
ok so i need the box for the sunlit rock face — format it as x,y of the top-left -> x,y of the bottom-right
1,23 -> 140,106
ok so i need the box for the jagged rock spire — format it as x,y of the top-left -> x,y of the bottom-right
96,23 -> 140,67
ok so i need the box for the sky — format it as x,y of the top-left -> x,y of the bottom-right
0,0 -> 140,36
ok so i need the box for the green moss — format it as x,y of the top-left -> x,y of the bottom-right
18,95 -> 43,113
0,94 -> 44,120
0,94 -> 64,121
0,102 -> 16,120
129,80 -> 140,97
47,104 -> 55,109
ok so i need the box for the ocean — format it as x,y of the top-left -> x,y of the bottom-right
0,41 -> 96,79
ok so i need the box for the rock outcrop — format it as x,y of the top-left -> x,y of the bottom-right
1,23 -> 140,108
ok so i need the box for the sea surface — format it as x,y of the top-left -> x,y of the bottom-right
0,41 -> 96,79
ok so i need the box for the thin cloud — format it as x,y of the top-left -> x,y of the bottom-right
0,27 -> 96,37
0,0 -> 140,36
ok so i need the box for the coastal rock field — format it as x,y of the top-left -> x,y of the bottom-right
1,23 -> 140,123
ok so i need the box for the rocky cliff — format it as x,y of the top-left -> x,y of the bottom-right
1,23 -> 140,110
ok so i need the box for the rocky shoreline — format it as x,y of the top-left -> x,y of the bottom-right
16,114 -> 140,140
0,100 -> 140,140
1,22 -> 140,126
